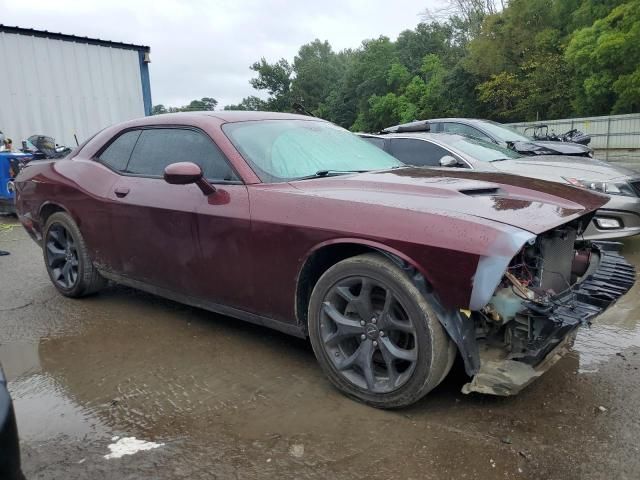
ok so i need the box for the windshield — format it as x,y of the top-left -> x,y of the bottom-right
477,120 -> 532,143
441,135 -> 523,162
222,120 -> 402,182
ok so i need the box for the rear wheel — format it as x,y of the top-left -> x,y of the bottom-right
43,212 -> 106,297
308,253 -> 454,408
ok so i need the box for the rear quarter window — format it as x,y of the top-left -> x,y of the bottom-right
97,130 -> 141,171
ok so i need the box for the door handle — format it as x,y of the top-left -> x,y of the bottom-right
114,186 -> 130,198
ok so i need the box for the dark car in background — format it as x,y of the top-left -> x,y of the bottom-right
14,111 -> 634,407
0,363 -> 23,480
381,119 -> 594,157
360,131 -> 640,240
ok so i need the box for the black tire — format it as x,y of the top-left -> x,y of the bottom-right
308,253 -> 454,408
43,212 -> 106,297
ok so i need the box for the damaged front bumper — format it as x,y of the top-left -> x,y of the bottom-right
463,242 -> 635,396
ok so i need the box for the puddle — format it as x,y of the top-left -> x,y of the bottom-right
573,237 -> 640,373
0,341 -> 110,442
574,323 -> 640,372
9,373 -> 110,441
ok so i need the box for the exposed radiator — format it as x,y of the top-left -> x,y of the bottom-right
539,229 -> 577,294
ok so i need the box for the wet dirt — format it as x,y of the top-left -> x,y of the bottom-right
1,218 -> 640,479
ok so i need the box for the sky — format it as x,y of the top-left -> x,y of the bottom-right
0,0 -> 438,108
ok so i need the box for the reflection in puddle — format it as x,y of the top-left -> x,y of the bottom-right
9,373 -> 110,441
574,323 -> 640,372
0,341 -> 109,442
573,237 -> 640,373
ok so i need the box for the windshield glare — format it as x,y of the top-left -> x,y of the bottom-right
445,136 -> 523,162
479,120 -> 532,142
222,120 -> 402,182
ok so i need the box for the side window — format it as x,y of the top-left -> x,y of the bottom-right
442,123 -> 492,142
388,138 -> 452,167
98,130 -> 141,171
126,128 -> 238,181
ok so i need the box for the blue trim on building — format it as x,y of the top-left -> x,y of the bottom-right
139,51 -> 152,116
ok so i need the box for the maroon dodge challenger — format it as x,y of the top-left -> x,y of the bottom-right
14,112 -> 635,408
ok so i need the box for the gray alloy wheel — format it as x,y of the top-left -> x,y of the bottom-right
43,212 -> 106,297
308,253 -> 454,408
320,275 -> 418,393
45,222 -> 79,289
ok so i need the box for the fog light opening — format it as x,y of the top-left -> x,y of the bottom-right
595,217 -> 622,230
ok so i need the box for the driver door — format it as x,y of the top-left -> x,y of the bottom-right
107,127 -> 248,298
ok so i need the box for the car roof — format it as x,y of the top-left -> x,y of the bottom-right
126,111 -> 324,126
207,111 -> 324,122
359,131 -> 470,144
426,118 -> 486,124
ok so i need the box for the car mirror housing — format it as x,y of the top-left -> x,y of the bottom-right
439,155 -> 459,168
164,162 -> 216,195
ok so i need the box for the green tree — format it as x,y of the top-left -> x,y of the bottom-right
566,1 -> 640,115
248,58 -> 293,111
151,104 -> 167,115
182,97 -> 218,111
229,0 -> 639,128
396,22 -> 458,74
151,97 -> 218,114
223,96 -> 267,111
290,40 -> 347,113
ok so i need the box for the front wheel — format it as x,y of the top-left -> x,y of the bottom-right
308,253 -> 454,408
43,212 -> 106,297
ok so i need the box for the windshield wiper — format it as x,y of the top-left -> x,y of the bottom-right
295,169 -> 371,180
490,158 -> 511,162
315,169 -> 371,176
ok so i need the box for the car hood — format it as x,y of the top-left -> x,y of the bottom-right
509,140 -> 592,156
290,167 -> 608,235
489,155 -> 639,182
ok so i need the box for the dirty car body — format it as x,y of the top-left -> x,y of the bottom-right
14,112 -> 635,406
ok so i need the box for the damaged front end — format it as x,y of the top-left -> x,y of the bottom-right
462,221 -> 635,395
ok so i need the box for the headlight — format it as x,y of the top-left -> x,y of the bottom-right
563,177 -> 637,197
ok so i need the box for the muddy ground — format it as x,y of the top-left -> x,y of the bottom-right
1,218 -> 640,480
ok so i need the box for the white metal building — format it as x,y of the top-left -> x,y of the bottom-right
0,25 -> 151,148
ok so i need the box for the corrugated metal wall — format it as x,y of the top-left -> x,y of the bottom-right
508,113 -> 640,166
0,32 -> 145,148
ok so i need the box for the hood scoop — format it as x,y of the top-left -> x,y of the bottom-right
459,187 -> 501,196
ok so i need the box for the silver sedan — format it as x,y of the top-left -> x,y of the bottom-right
359,132 -> 640,240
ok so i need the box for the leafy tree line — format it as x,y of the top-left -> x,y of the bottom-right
152,97 -> 218,114
223,0 -> 640,132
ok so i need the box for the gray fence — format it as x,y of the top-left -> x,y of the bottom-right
507,113 -> 640,167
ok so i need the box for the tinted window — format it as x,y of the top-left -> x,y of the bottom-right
360,136 -> 385,150
388,138 -> 452,167
98,130 -> 141,171
439,136 -> 522,162
480,120 -> 531,142
126,128 -> 237,181
442,123 -> 492,142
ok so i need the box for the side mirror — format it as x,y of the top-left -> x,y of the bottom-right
439,155 -> 459,168
164,162 -> 216,195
